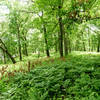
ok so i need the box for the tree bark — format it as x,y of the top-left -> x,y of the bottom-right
63,25 -> 68,56
0,39 -> 16,64
3,50 -> 6,64
24,36 -> 28,56
41,11 -> 50,57
97,36 -> 100,52
17,24 -> 22,61
58,4 -> 64,57
82,32 -> 86,51
43,24 -> 50,57
0,46 -> 16,64
22,31 -> 28,56
54,34 -> 58,53
88,28 -> 91,52
83,42 -> 86,51
68,39 -> 71,53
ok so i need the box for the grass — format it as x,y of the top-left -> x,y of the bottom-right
0,52 -> 100,100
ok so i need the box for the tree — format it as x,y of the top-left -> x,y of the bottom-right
0,39 -> 16,64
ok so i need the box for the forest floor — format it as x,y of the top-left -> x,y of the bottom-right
0,51 -> 100,99
0,51 -> 100,71
0,52 -> 59,77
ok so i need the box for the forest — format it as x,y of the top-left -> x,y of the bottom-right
0,0 -> 100,100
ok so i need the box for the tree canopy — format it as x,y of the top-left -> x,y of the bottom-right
0,0 -> 100,63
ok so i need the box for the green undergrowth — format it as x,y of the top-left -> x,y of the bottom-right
0,52 -> 59,74
0,53 -> 100,100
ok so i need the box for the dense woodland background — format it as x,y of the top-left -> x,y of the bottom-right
0,0 -> 100,64
0,0 -> 100,100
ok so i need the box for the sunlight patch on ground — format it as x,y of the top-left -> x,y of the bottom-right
72,51 -> 100,55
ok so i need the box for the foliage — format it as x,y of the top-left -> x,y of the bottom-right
0,53 -> 100,100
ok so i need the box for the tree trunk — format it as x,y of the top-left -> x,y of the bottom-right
54,34 -> 58,53
43,24 -> 50,57
22,31 -> 28,56
0,39 -> 16,64
82,32 -> 86,51
83,42 -> 86,51
24,37 -> 28,56
63,25 -> 68,56
88,28 -> 91,52
68,39 -> 71,53
17,25 -> 22,61
41,11 -> 50,57
91,39 -> 94,52
0,46 -> 16,64
24,43 -> 28,56
38,51 -> 40,58
55,43 -> 58,53
97,36 -> 100,52
3,50 -> 6,64
88,39 -> 91,51
58,4 -> 64,57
